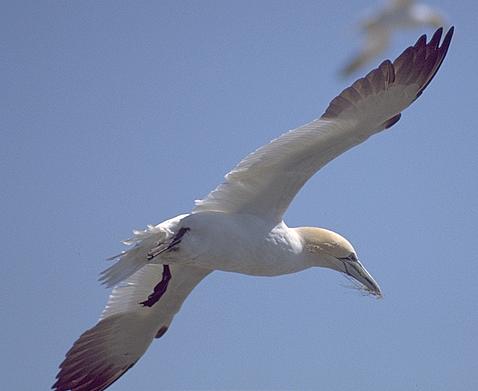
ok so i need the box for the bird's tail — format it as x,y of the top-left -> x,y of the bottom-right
99,224 -> 171,288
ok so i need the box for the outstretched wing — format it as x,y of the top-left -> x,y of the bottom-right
194,27 -> 453,223
52,264 -> 211,391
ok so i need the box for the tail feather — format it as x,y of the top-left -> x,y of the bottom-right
99,226 -> 169,288
99,214 -> 188,288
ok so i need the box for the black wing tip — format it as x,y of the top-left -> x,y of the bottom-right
431,26 -> 454,54
321,27 -> 454,120
441,26 -> 454,53
414,33 -> 428,48
52,361 -> 137,391
51,316 -> 138,391
377,59 -> 392,69
414,26 -> 454,97
430,27 -> 443,41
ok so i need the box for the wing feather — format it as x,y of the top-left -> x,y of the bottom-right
193,27 -> 453,222
53,264 -> 211,391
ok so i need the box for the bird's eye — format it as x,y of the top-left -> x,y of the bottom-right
339,253 -> 357,262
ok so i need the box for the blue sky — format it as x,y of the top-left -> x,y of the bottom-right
2,1 -> 477,390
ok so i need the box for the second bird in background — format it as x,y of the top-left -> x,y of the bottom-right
341,0 -> 445,76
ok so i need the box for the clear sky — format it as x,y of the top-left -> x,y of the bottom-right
2,1 -> 477,390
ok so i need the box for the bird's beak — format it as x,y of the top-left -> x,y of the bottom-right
339,259 -> 382,298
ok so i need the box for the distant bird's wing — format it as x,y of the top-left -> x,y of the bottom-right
341,25 -> 390,76
194,27 -> 453,223
52,264 -> 211,391
392,0 -> 414,8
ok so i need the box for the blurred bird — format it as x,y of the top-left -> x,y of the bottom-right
341,0 -> 445,76
53,27 -> 453,391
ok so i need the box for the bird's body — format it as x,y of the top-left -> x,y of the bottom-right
164,212 -> 306,276
53,27 -> 453,391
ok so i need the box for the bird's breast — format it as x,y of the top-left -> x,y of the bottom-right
171,212 -> 306,276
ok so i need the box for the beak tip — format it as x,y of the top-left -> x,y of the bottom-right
336,257 -> 382,299
366,280 -> 382,299
372,289 -> 383,299
361,284 -> 382,299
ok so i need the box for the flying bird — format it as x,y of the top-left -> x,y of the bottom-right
53,27 -> 453,391
341,0 -> 446,76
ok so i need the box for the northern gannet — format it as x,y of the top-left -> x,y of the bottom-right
341,0 -> 446,76
53,27 -> 453,391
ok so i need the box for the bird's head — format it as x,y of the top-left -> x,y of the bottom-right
294,227 -> 382,297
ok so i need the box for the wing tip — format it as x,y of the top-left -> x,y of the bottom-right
52,361 -> 137,391
321,26 -> 454,121
52,316 -> 140,391
414,26 -> 454,98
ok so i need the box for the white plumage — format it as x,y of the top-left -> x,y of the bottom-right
53,27 -> 453,391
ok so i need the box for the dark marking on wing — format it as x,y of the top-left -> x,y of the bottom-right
140,264 -> 172,307
155,326 -> 169,339
382,113 -> 402,129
